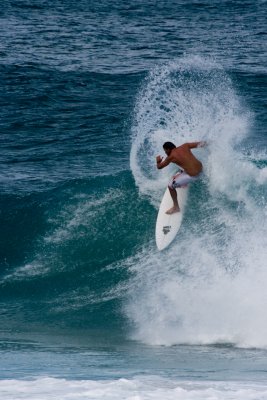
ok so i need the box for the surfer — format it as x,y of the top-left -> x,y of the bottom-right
156,141 -> 206,214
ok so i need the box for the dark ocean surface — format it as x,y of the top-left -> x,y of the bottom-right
0,0 -> 267,398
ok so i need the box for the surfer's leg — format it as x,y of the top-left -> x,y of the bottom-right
166,171 -> 192,214
166,186 -> 180,214
166,174 -> 181,214
166,171 -> 201,214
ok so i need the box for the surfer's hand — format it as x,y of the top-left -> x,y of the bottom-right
197,141 -> 207,148
156,155 -> 163,163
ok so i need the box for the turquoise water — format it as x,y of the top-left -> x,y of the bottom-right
1,0 -> 267,398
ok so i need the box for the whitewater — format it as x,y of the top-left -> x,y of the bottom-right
129,57 -> 267,348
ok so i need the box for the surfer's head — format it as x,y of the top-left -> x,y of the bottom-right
163,142 -> 176,156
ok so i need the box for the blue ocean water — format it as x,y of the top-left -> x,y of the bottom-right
1,0 -> 267,398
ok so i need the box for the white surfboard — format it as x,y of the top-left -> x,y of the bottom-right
155,185 -> 188,251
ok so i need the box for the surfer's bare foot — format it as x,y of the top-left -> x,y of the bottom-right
166,206 -> 180,214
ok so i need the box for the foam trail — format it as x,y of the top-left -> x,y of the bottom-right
128,57 -> 267,348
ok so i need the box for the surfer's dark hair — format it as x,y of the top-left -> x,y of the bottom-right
163,142 -> 176,150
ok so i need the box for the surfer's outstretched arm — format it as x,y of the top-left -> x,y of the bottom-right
187,141 -> 207,149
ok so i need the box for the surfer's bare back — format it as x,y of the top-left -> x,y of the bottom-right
156,141 -> 206,214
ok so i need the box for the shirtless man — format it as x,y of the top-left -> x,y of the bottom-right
156,141 -> 206,214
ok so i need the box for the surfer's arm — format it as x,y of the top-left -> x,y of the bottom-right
187,141 -> 207,149
156,155 -> 171,169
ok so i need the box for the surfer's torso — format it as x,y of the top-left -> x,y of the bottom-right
169,144 -> 203,176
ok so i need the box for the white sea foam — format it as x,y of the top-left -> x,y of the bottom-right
0,377 -> 266,400
2,261 -> 50,282
45,188 -> 123,244
2,188 -> 123,282
128,56 -> 267,348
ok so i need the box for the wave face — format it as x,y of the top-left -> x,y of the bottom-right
128,57 -> 267,347
0,56 -> 266,349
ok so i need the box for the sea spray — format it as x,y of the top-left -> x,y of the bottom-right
130,56 -> 249,203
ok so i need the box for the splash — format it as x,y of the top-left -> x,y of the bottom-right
131,56 -> 252,203
127,57 -> 267,348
